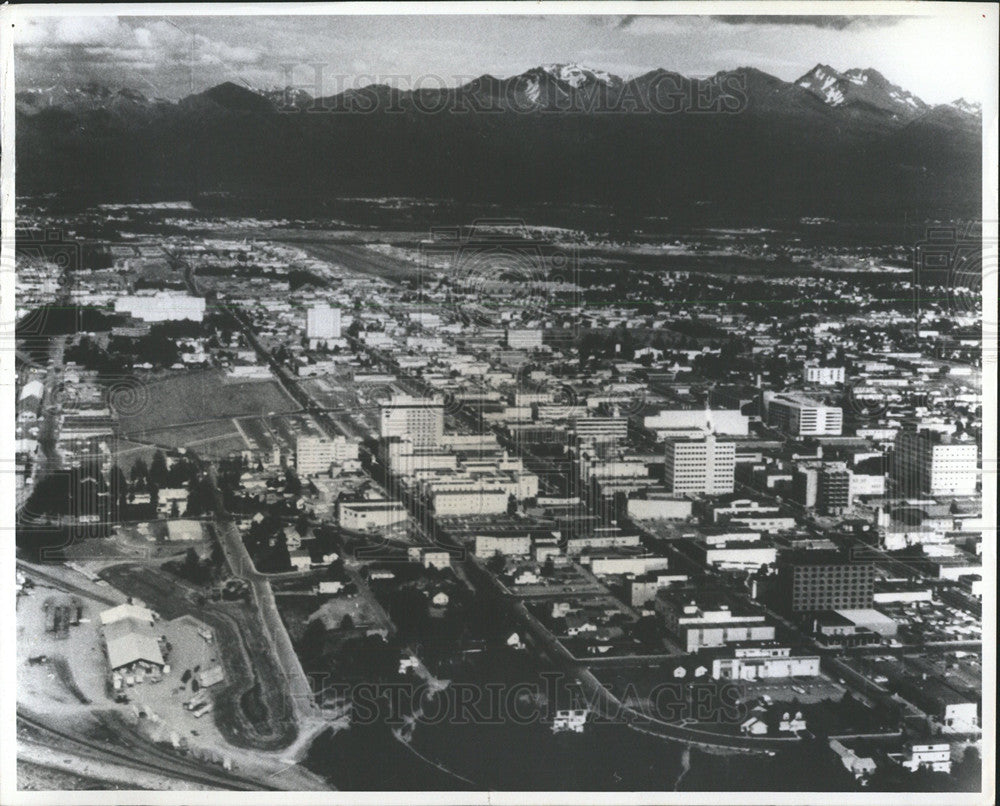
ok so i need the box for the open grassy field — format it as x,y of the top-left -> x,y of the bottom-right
117,370 -> 298,435
143,423 -> 249,459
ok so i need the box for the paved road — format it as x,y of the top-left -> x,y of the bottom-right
203,469 -> 323,726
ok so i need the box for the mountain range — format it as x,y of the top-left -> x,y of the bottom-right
15,63 -> 983,220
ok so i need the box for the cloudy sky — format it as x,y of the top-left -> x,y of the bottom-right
12,10 -> 997,104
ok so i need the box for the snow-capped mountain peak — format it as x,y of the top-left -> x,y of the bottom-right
795,64 -> 928,117
797,64 -> 846,106
538,64 -> 620,89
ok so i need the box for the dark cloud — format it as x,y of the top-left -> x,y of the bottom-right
712,15 -> 906,30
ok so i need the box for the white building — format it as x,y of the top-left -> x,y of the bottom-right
474,534 -> 532,558
655,587 -> 775,652
432,489 -> 509,517
507,328 -> 543,350
295,434 -> 360,477
700,541 -> 777,571
306,304 -> 342,341
764,392 -> 843,436
644,409 -> 749,440
552,708 -> 588,733
889,743 -> 952,774
893,431 -> 978,496
711,645 -> 820,680
803,366 -> 846,385
338,499 -> 409,531
664,435 -> 736,496
407,546 -> 452,570
830,740 -> 877,780
114,292 -> 206,322
379,394 -> 445,447
627,494 -> 693,521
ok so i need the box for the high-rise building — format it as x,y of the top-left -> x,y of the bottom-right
295,434 -> 359,476
794,462 -> 853,515
664,434 -> 736,495
775,551 -> 875,615
306,304 -> 341,341
379,394 -> 445,447
893,430 -> 978,496
764,392 -> 843,436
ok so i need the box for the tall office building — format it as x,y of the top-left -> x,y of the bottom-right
764,392 -> 843,436
664,434 -> 736,496
379,394 -> 445,447
306,304 -> 341,341
893,430 -> 978,496
776,551 -> 875,615
794,462 -> 853,515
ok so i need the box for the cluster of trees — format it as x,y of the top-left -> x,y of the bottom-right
130,450 -> 198,490
126,451 -> 212,517
297,621 -> 398,686
16,305 -> 121,338
67,320 -> 208,377
65,336 -> 129,381
21,461 -> 124,521
167,545 -> 224,586
243,509 -> 332,573
243,511 -> 293,573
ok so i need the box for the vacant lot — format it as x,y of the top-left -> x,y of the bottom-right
117,370 -> 298,435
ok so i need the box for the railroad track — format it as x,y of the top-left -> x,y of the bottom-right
17,711 -> 279,792
15,561 -> 121,607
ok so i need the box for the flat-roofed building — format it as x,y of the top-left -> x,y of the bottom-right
626,573 -> 689,607
765,392 -> 842,437
474,534 -> 532,558
665,435 -> 735,496
893,430 -> 978,496
627,493 -> 693,521
889,743 -> 952,774
644,408 -> 749,440
114,291 -> 205,322
655,585 -> 775,652
506,328 -> 543,350
296,434 -> 360,477
710,643 -> 820,680
380,394 -> 445,447
775,551 -> 875,615
803,366 -> 845,386
696,539 -> 778,571
338,499 -> 408,531
306,304 -> 341,341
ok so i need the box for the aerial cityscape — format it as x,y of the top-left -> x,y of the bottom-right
5,6 -> 995,801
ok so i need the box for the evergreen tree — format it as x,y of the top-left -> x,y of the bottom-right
149,450 -> 169,488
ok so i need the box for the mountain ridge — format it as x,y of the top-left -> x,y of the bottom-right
15,62 -> 982,219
